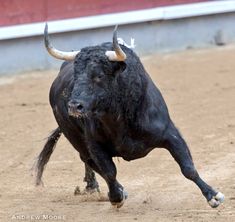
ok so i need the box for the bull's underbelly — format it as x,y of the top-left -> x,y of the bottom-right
53,105 -> 160,161
58,119 -> 155,161
112,134 -> 156,161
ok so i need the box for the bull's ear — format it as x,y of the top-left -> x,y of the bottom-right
113,61 -> 126,75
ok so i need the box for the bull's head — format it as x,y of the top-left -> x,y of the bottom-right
44,24 -> 127,118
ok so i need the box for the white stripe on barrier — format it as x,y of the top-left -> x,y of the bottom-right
0,0 -> 235,40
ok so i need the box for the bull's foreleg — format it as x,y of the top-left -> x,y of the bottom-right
163,122 -> 224,208
86,142 -> 127,208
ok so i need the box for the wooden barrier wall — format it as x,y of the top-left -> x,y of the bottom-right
0,0 -> 208,26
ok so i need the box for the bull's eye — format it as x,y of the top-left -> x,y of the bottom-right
93,75 -> 104,83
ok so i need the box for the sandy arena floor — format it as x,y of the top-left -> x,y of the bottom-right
0,46 -> 235,222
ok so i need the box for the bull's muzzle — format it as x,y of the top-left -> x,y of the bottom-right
68,100 -> 85,118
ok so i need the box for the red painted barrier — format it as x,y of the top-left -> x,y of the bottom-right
0,0 -> 209,27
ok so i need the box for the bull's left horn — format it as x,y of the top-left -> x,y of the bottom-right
105,25 -> 126,62
44,23 -> 79,61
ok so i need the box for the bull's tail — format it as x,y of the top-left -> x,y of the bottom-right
34,127 -> 62,186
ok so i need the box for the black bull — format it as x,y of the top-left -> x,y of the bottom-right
35,25 -> 224,208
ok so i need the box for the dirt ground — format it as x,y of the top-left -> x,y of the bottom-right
0,45 -> 235,222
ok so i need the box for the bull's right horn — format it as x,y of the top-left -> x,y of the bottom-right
105,25 -> 127,62
44,23 -> 79,61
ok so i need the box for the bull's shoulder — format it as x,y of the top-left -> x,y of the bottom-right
60,61 -> 71,71
49,61 -> 74,106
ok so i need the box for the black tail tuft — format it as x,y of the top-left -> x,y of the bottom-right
34,127 -> 62,186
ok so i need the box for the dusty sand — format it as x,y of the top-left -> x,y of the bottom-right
0,46 -> 235,222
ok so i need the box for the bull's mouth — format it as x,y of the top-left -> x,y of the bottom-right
68,110 -> 88,118
68,106 -> 105,119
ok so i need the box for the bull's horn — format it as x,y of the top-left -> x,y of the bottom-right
105,25 -> 126,62
44,23 -> 79,61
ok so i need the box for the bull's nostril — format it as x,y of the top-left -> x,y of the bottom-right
76,103 -> 83,111
68,101 -> 84,113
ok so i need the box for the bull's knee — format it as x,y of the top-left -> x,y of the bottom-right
181,165 -> 199,180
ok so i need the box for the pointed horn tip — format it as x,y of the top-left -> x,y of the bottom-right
44,23 -> 48,33
113,26 -> 119,46
44,23 -> 52,50
113,25 -> 118,37
114,25 -> 118,32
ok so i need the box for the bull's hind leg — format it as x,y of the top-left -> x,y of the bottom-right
163,122 -> 224,208
86,142 -> 127,208
74,163 -> 100,195
83,164 -> 100,193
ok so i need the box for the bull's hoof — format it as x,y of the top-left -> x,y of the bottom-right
74,186 -> 100,195
110,190 -> 128,209
111,199 -> 125,208
208,192 -> 225,208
